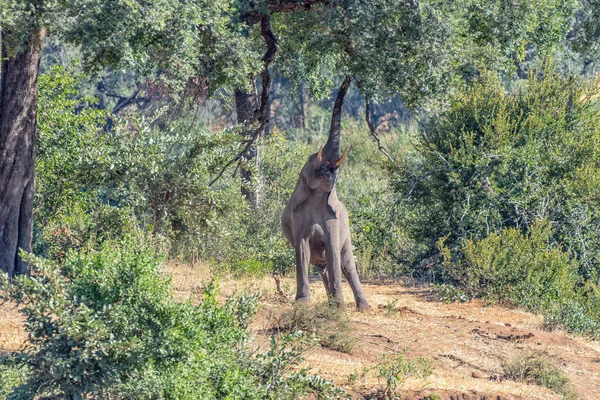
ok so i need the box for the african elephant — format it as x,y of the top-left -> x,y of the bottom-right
281,76 -> 371,311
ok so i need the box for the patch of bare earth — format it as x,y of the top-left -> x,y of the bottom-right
2,263 -> 600,399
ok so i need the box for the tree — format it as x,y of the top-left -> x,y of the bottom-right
272,0 -> 577,141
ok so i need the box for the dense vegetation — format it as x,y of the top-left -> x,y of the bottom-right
2,0 -> 600,398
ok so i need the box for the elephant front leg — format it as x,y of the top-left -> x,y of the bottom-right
295,238 -> 311,303
325,236 -> 345,309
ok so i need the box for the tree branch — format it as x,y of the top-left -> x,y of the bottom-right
209,14 -> 277,187
364,95 -> 395,163
241,0 -> 330,25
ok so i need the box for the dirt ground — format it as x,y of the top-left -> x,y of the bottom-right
3,263 -> 600,399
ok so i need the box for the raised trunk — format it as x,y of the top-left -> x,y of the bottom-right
0,30 -> 43,277
323,76 -> 352,161
234,87 -> 260,208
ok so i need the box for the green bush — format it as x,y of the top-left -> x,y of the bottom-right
392,65 -> 600,280
0,241 -> 342,399
376,353 -> 433,399
439,221 -> 579,310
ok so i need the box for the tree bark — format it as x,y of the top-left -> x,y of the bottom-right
234,87 -> 260,208
0,30 -> 43,277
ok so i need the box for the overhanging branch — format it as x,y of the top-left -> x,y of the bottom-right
364,95 -> 395,163
241,0 -> 330,25
209,14 -> 277,187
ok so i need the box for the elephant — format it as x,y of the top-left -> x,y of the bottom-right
281,76 -> 371,311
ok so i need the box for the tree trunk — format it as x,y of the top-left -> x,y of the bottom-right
0,30 -> 43,277
298,82 -> 309,129
234,87 -> 260,208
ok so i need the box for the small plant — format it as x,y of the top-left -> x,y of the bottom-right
434,283 -> 470,303
277,302 -> 355,353
502,352 -> 576,399
0,364 -> 26,399
377,353 -> 433,399
254,331 -> 347,400
347,366 -> 372,387
383,299 -> 400,315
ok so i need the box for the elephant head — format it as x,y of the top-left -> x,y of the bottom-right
290,144 -> 349,212
281,76 -> 371,311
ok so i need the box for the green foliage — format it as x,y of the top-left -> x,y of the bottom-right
275,0 -> 576,106
439,222 -> 600,337
0,241 -> 343,399
440,221 -> 579,310
254,332 -> 348,400
376,353 -> 433,399
502,352 -> 576,399
434,284 -> 470,303
198,131 -> 307,275
0,365 -> 26,400
1,241 -> 255,399
34,65 -> 139,258
2,0 -> 259,92
98,114 -> 242,255
394,65 -> 600,279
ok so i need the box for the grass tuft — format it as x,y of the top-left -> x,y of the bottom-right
502,352 -> 576,399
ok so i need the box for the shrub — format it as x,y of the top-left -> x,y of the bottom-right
439,221 -> 600,337
392,65 -> 600,280
0,241 -> 342,399
0,365 -> 26,400
502,352 -> 576,399
376,353 -> 433,399
439,221 -> 579,310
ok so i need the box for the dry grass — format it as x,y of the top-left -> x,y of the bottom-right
0,302 -> 26,354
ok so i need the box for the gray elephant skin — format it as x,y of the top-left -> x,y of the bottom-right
281,76 -> 371,311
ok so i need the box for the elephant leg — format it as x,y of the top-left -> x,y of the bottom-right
295,238 -> 311,303
341,238 -> 371,311
315,264 -> 331,298
325,232 -> 345,308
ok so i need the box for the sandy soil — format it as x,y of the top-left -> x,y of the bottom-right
3,263 -> 600,400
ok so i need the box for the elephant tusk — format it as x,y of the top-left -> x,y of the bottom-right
316,145 -> 323,164
335,146 -> 349,167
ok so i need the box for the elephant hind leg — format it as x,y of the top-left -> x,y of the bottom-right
341,239 -> 371,311
315,264 -> 331,298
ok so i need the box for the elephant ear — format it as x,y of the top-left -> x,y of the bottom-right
291,175 -> 311,211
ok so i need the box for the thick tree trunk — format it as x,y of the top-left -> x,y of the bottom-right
0,30 -> 43,277
234,87 -> 260,208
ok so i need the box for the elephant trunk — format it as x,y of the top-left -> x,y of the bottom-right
323,76 -> 352,161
